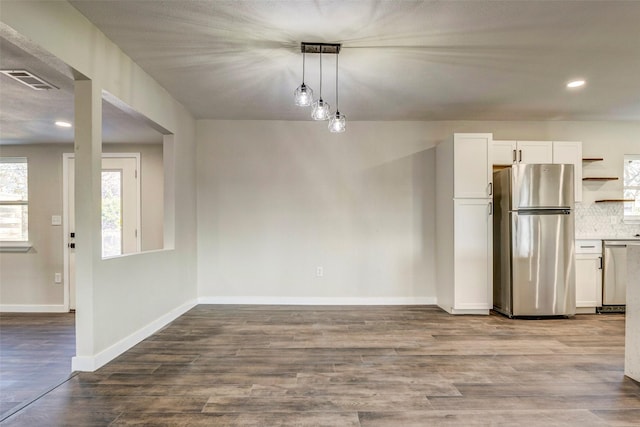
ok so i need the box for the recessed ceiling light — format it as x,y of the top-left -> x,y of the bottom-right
567,80 -> 586,88
55,121 -> 72,128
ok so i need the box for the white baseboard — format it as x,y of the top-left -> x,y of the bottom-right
0,304 -> 68,313
71,299 -> 197,372
438,304 -> 490,315
198,296 -> 437,305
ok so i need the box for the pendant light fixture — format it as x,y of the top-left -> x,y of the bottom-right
293,49 -> 313,106
311,48 -> 330,121
328,53 -> 346,133
296,42 -> 344,132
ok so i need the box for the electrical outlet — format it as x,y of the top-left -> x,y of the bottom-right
316,266 -> 324,277
54,273 -> 62,283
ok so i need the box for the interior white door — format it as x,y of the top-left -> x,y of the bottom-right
65,155 -> 139,310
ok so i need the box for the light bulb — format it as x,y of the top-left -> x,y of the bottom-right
294,83 -> 313,107
567,80 -> 585,88
328,112 -> 346,133
311,99 -> 330,121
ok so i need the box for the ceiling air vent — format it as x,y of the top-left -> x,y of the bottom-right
0,69 -> 58,90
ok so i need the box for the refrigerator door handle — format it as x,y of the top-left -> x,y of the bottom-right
511,209 -> 571,215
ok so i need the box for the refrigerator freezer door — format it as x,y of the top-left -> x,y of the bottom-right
511,211 -> 576,316
512,164 -> 574,210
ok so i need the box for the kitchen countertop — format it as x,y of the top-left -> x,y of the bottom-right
576,237 -> 640,241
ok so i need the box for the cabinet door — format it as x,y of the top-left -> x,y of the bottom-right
576,254 -> 602,307
492,140 -> 517,165
454,199 -> 492,310
517,141 -> 553,164
454,133 -> 492,198
553,141 -> 583,202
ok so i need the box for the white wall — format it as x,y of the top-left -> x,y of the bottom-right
197,121 -> 437,303
197,120 -> 640,303
1,1 -> 197,370
0,143 -> 164,309
0,144 -> 66,309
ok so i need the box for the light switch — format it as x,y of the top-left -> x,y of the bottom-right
51,215 -> 62,226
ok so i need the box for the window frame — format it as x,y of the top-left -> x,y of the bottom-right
623,154 -> 640,223
0,157 -> 30,250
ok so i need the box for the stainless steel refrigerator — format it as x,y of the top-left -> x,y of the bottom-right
493,164 -> 576,317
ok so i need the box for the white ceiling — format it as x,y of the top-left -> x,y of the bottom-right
0,36 -> 163,144
1,0 -> 640,145
67,0 -> 640,122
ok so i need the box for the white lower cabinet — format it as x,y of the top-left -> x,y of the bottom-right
453,199 -> 493,311
575,240 -> 603,312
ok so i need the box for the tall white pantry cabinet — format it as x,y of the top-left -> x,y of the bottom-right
436,134 -> 493,314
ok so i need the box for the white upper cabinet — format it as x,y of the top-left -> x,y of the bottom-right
492,140 -> 517,165
492,140 -> 582,201
453,133 -> 493,199
493,140 -> 553,165
553,141 -> 583,202
516,141 -> 553,163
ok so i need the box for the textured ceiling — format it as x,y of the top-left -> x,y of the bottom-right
0,36 -> 163,144
66,0 -> 640,121
2,0 -> 640,144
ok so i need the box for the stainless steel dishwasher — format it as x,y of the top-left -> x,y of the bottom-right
601,240 -> 629,312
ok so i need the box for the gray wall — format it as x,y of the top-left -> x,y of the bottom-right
0,143 -> 164,307
196,120 -> 640,302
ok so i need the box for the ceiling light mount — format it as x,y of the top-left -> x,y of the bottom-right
301,42 -> 341,55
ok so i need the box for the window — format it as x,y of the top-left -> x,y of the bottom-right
102,169 -> 123,257
624,154 -> 640,222
0,157 -> 28,241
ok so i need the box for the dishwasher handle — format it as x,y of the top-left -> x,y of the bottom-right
604,242 -> 628,248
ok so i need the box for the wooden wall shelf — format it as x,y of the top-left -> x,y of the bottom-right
583,177 -> 618,181
595,199 -> 635,203
582,157 -> 604,161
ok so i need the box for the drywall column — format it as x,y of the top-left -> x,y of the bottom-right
626,243 -> 640,382
73,79 -> 102,365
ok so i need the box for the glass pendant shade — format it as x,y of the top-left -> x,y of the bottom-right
294,83 -> 313,107
311,98 -> 331,121
328,111 -> 346,133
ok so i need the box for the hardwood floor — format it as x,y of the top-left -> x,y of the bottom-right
0,313 -> 75,420
2,305 -> 639,426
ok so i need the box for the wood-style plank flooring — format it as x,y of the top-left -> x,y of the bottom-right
2,305 -> 639,426
0,313 -> 75,419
